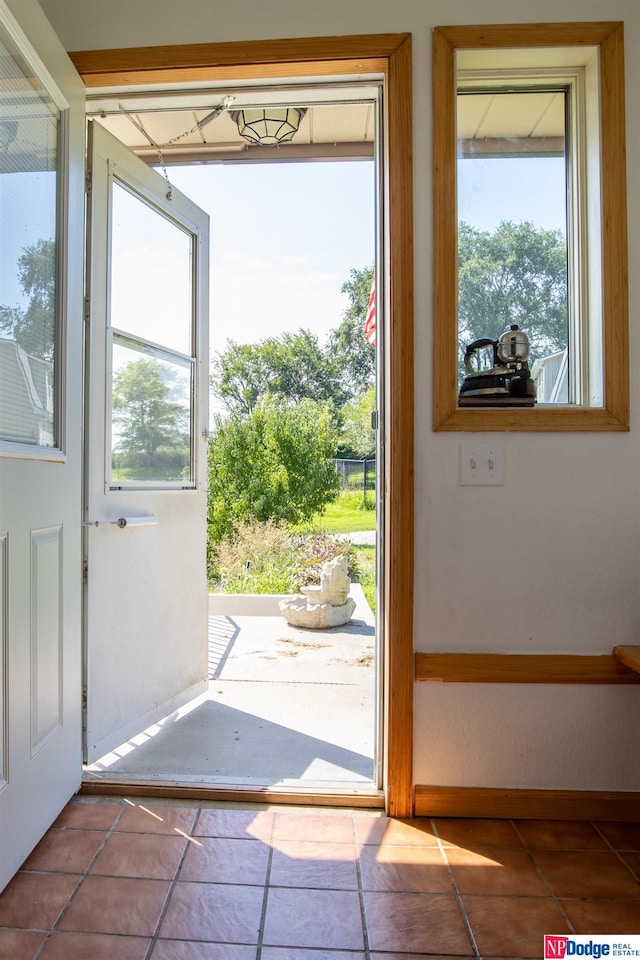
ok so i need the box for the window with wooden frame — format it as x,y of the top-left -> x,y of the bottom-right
432,22 -> 628,432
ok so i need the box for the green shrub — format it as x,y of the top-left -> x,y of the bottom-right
207,396 -> 340,546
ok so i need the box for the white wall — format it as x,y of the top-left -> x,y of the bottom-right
38,0 -> 640,792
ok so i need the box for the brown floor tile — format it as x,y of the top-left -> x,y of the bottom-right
596,822 -> 640,851
262,951 -> 365,960
0,928 -> 46,959
179,837 -> 270,886
90,831 -> 187,880
620,851 -> 640,879
269,840 -> 358,890
22,829 -> 105,874
38,932 -> 150,959
263,887 -> 364,950
354,817 -> 440,847
0,872 -> 79,929
371,956 -> 475,960
115,803 -> 198,837
532,850 -> 640,899
363,891 -> 472,954
194,809 -> 273,842
560,898 -> 640,934
151,942 -> 257,959
271,812 -> 355,844
53,801 -> 122,832
462,895 -> 570,958
435,818 -> 523,848
159,881 -> 263,943
359,844 -> 453,893
516,820 -> 607,850
58,876 -> 170,937
445,845 -> 549,896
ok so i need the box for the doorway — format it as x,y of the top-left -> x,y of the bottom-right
73,34 -> 414,816
83,84 -> 382,800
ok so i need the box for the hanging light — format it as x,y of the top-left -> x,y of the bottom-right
229,107 -> 307,145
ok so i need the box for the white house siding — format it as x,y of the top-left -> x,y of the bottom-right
38,0 -> 640,792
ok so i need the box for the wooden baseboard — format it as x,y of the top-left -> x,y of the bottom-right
414,785 -> 640,821
415,652 -> 640,683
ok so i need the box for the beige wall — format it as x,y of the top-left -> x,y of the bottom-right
39,0 -> 640,791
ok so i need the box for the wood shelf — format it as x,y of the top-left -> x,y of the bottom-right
415,652 -> 640,684
613,645 -> 640,674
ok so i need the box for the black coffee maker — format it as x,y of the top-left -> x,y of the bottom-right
458,324 -> 536,407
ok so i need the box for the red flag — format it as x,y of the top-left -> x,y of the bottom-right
364,274 -> 376,347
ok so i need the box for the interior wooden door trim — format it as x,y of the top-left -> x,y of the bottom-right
71,33 -> 415,818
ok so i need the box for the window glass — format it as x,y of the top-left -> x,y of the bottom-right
110,337 -> 192,484
457,88 -> 569,403
111,181 -> 192,356
0,24 -> 59,447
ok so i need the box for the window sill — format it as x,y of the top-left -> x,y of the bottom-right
434,404 -> 629,432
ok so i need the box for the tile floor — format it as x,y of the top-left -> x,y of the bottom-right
0,798 -> 638,959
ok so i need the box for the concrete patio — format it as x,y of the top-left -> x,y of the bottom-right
84,585 -> 377,791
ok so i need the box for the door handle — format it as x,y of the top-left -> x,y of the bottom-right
82,516 -> 157,529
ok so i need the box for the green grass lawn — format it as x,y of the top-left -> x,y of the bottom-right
353,543 -> 376,612
305,490 -> 376,534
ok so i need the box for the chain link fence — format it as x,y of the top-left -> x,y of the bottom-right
333,458 -> 376,493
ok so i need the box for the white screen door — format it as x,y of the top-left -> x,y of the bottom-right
0,0 -> 86,892
84,121 -> 210,762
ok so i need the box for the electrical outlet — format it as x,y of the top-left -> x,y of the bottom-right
459,442 -> 504,485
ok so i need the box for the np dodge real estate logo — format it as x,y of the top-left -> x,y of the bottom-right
545,938 -> 640,959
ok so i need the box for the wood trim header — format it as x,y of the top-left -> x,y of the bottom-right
70,35 -> 406,87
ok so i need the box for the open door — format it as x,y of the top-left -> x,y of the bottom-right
0,0 -> 86,892
84,121 -> 210,762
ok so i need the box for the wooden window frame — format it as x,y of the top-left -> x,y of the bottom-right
71,34 -> 415,818
433,22 -> 629,432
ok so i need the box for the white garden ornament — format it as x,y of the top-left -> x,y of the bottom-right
279,555 -> 356,628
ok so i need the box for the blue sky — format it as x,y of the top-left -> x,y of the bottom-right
2,155 -> 564,357
0,171 -> 56,309
167,160 -> 376,356
458,156 -> 567,233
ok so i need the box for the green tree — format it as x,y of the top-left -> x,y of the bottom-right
458,220 -> 568,370
208,396 -> 340,543
327,264 -> 375,398
212,329 -> 345,415
111,358 -> 189,475
0,305 -> 23,338
338,385 -> 376,459
15,238 -> 57,360
0,238 -> 57,360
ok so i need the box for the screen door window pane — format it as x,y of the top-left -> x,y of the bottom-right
457,89 -> 569,402
111,182 -> 192,356
0,24 -> 59,446
111,338 -> 192,483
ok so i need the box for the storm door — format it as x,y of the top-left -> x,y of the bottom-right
84,121 -> 210,761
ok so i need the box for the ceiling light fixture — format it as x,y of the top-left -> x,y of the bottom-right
230,107 -> 307,145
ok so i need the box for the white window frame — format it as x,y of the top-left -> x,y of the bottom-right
456,55 -> 599,408
0,0 -> 69,461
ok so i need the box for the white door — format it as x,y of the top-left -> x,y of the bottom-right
84,121 -> 210,763
0,0 -> 86,891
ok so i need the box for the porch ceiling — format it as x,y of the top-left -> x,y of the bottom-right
86,86 -> 378,163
